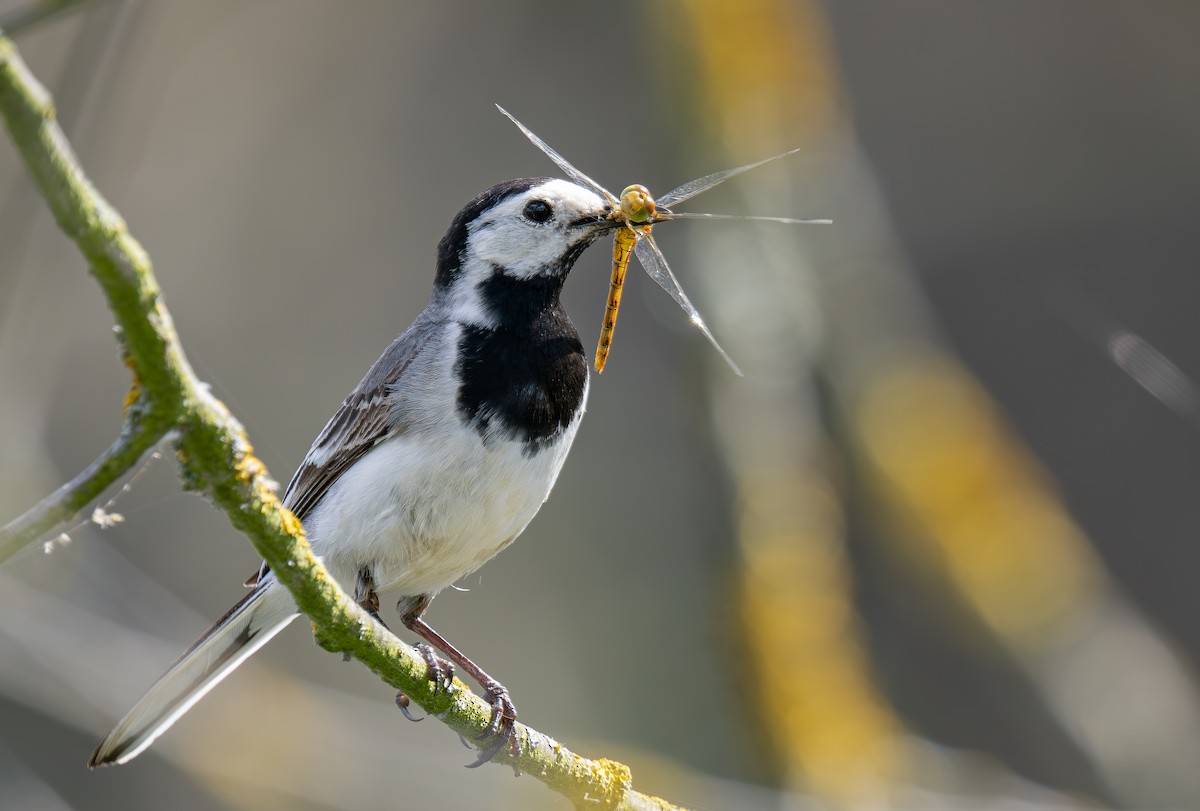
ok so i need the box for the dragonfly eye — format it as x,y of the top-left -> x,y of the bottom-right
523,199 -> 553,223
619,185 -> 656,224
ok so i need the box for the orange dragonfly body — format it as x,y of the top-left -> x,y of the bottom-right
595,185 -> 655,373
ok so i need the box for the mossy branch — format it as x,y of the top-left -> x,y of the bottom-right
0,32 -> 681,811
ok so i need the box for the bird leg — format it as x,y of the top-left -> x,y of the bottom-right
355,567 -> 429,722
354,566 -> 388,629
386,593 -> 452,723
399,601 -> 520,766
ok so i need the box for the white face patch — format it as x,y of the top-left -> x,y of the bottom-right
441,179 -> 608,327
466,179 -> 607,279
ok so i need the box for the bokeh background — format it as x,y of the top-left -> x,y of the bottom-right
2,1 -> 1199,809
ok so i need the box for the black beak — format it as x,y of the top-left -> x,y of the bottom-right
569,211 -> 619,231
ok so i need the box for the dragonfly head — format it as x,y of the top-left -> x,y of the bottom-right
618,184 -> 656,225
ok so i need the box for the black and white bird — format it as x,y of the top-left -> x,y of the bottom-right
90,177 -> 617,768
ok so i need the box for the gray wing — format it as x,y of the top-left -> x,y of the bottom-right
284,318 -> 441,519
245,316 -> 441,587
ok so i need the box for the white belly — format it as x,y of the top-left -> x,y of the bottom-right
304,415 -> 582,598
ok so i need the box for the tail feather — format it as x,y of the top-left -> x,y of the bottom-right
89,583 -> 298,767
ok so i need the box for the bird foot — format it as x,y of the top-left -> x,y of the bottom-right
394,644 -> 454,721
466,680 -> 520,768
416,642 -> 455,695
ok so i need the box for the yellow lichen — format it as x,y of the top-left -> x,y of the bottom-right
122,379 -> 140,413
583,758 -> 632,808
120,349 -> 141,413
278,505 -> 305,540
233,449 -> 266,485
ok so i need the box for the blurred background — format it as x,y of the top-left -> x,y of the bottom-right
2,1 -> 1199,809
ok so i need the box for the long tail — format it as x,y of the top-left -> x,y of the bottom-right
89,582 -> 298,767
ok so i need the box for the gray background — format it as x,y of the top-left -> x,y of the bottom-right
1,2 -> 1198,809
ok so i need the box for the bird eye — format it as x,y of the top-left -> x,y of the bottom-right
523,200 -> 553,223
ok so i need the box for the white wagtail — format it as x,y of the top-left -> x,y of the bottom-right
89,177 -> 618,768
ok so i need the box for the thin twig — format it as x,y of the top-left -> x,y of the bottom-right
0,421 -> 166,563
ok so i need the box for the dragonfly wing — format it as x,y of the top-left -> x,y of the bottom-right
662,211 -> 831,225
657,146 -> 805,208
496,105 -> 615,203
634,235 -> 743,376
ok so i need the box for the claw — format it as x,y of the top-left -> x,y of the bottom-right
415,642 -> 454,695
479,682 -> 517,740
465,681 -> 520,767
466,733 -> 509,768
395,691 -> 424,722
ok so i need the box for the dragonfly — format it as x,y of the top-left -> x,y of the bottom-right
498,105 -> 830,375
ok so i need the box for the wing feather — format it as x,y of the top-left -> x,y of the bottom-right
245,318 -> 441,587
